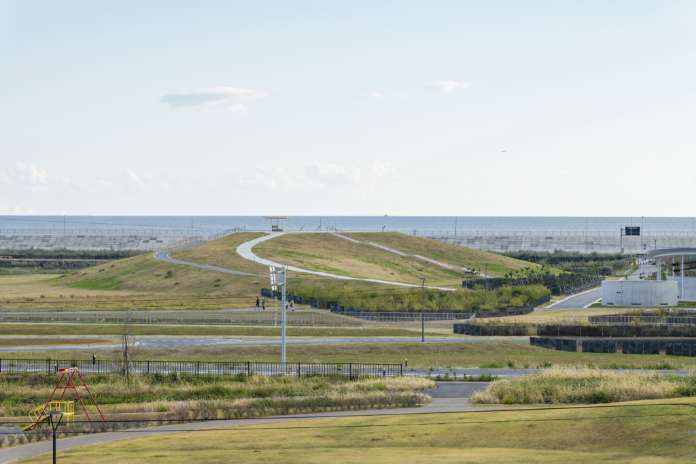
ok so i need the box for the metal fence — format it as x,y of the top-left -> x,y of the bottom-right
589,315 -> 696,326
0,358 -> 403,378
328,306 -> 536,322
0,310 -> 363,327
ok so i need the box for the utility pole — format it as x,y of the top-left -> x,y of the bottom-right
420,277 -> 425,343
48,411 -> 64,464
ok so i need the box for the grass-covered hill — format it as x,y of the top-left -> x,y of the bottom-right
0,232 -> 544,310
254,232 -> 540,287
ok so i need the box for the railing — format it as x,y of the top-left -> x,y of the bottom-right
589,315 -> 696,326
0,358 -> 403,378
0,310 -> 364,327
329,306 -> 537,322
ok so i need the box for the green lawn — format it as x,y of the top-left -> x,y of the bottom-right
20,399 -> 696,463
5,341 -> 696,369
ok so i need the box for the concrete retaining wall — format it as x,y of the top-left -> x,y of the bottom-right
532,337 -> 696,357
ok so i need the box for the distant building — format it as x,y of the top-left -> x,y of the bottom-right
602,248 -> 696,307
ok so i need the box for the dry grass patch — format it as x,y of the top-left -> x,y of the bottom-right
254,233 -> 466,286
472,368 -> 696,404
348,232 -> 539,277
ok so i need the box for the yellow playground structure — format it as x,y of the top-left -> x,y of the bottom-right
25,401 -> 75,430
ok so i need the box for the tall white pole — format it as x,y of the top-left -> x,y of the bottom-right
681,255 -> 685,299
281,265 -> 287,368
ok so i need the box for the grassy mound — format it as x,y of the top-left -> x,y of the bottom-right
255,232 -> 540,286
348,232 -> 538,276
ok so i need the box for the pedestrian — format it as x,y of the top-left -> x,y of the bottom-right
262,298 -> 266,311
290,299 -> 295,311
404,358 -> 408,368
92,353 -> 97,365
255,296 -> 260,308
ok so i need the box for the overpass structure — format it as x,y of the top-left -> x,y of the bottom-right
601,248 -> 696,307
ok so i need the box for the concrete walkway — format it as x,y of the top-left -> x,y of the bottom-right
0,382 -> 491,463
154,250 -> 255,277
235,232 -> 455,291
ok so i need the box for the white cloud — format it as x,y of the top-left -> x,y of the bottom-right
366,91 -> 384,98
428,80 -> 471,93
160,86 -> 267,110
1,161 -> 49,186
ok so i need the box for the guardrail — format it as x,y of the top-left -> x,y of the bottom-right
0,358 -> 403,378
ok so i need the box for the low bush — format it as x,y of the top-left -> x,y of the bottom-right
288,281 -> 550,312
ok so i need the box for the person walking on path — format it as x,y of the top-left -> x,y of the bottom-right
261,298 -> 266,311
255,296 -> 260,308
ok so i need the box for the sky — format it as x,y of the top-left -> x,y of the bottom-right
2,1 -> 696,216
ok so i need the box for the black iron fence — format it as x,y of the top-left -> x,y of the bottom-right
0,358 -> 403,378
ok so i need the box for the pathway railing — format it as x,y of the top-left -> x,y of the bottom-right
0,358 -> 403,378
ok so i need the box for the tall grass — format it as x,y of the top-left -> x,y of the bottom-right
471,368 -> 696,404
0,373 -> 434,416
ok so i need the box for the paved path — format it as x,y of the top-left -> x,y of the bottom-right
0,382 -> 491,463
153,250 -> 254,277
0,335 -> 530,353
547,287 -> 602,309
236,232 -> 454,291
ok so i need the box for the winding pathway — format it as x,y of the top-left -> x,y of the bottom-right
235,232 -> 455,291
0,382 -> 490,463
153,250 -> 254,277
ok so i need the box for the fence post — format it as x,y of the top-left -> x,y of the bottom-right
400,363 -> 403,376
246,361 -> 251,377
297,362 -> 301,378
349,363 -> 352,379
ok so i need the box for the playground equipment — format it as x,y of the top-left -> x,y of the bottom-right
24,367 -> 104,431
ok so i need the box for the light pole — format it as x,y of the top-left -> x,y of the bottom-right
48,411 -> 64,464
420,277 -> 425,343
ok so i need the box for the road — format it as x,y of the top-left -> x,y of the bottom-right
547,287 -> 602,309
153,250 -> 254,277
0,335 -> 530,353
235,232 -> 455,291
0,382 -> 491,463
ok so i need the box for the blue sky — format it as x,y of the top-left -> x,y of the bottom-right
2,1 -> 695,215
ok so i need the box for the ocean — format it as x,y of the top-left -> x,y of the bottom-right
1,216 -> 696,236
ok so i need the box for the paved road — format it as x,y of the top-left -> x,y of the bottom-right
547,287 -> 602,309
0,335 -> 530,353
0,381 -> 491,463
153,250 -> 254,277
236,232 -> 454,291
